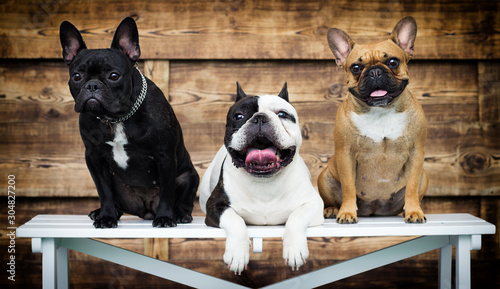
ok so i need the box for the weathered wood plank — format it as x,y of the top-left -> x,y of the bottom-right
1,60 -> 498,197
478,61 -> 500,122
0,60 -> 480,123
0,156 -> 94,197
1,0 -> 498,59
169,60 -> 480,123
0,61 -> 73,124
144,60 -> 169,100
3,135 -> 497,197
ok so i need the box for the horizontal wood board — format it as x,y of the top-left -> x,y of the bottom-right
0,0 -> 498,60
1,60 -> 498,197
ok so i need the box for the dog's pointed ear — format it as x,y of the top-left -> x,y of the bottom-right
278,82 -> 289,102
60,21 -> 87,65
390,16 -> 417,58
111,17 -> 141,63
327,28 -> 355,67
236,81 -> 247,102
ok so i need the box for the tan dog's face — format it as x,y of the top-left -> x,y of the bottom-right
328,17 -> 417,107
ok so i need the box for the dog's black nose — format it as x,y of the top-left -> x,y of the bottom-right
252,114 -> 268,124
85,81 -> 100,91
369,68 -> 383,79
252,113 -> 269,132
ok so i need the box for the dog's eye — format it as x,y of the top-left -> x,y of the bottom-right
277,111 -> 296,123
233,113 -> 245,121
350,64 -> 363,74
72,73 -> 82,81
109,73 -> 120,81
387,58 -> 400,69
277,111 -> 288,118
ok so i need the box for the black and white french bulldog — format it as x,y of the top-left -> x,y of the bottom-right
200,82 -> 324,274
60,17 -> 199,228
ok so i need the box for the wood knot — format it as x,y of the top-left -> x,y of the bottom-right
301,124 -> 310,140
325,83 -> 343,100
459,151 -> 491,174
47,108 -> 60,118
41,87 -> 53,96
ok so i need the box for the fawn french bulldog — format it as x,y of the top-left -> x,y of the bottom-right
318,16 -> 428,224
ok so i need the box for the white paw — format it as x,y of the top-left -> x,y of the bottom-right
223,239 -> 250,275
283,236 -> 309,271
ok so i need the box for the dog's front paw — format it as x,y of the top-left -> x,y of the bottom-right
93,215 -> 118,228
404,209 -> 426,223
324,207 -> 338,219
176,213 -> 193,224
223,240 -> 249,275
89,208 -> 121,228
283,237 -> 309,271
336,210 -> 358,224
153,216 -> 177,227
175,203 -> 194,223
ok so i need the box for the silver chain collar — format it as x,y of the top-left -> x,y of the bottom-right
97,66 -> 147,125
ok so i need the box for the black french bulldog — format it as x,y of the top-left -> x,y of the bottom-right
59,17 -> 199,228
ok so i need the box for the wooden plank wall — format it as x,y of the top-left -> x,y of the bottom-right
1,0 -> 499,288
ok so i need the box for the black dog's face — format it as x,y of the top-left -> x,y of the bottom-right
68,49 -> 134,117
60,17 -> 141,118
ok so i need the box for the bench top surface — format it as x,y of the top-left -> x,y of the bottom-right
16,213 -> 495,239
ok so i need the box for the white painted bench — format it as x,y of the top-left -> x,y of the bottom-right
17,213 -> 495,289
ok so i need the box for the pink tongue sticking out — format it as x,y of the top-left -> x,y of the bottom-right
370,90 -> 388,97
245,147 -> 278,167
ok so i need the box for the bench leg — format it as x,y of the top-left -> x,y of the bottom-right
41,238 -> 57,289
56,246 -> 69,289
438,244 -> 452,289
452,235 -> 472,289
39,238 -> 69,289
252,237 -> 263,253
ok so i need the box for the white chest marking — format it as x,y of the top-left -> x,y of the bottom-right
350,108 -> 406,142
106,123 -> 129,169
